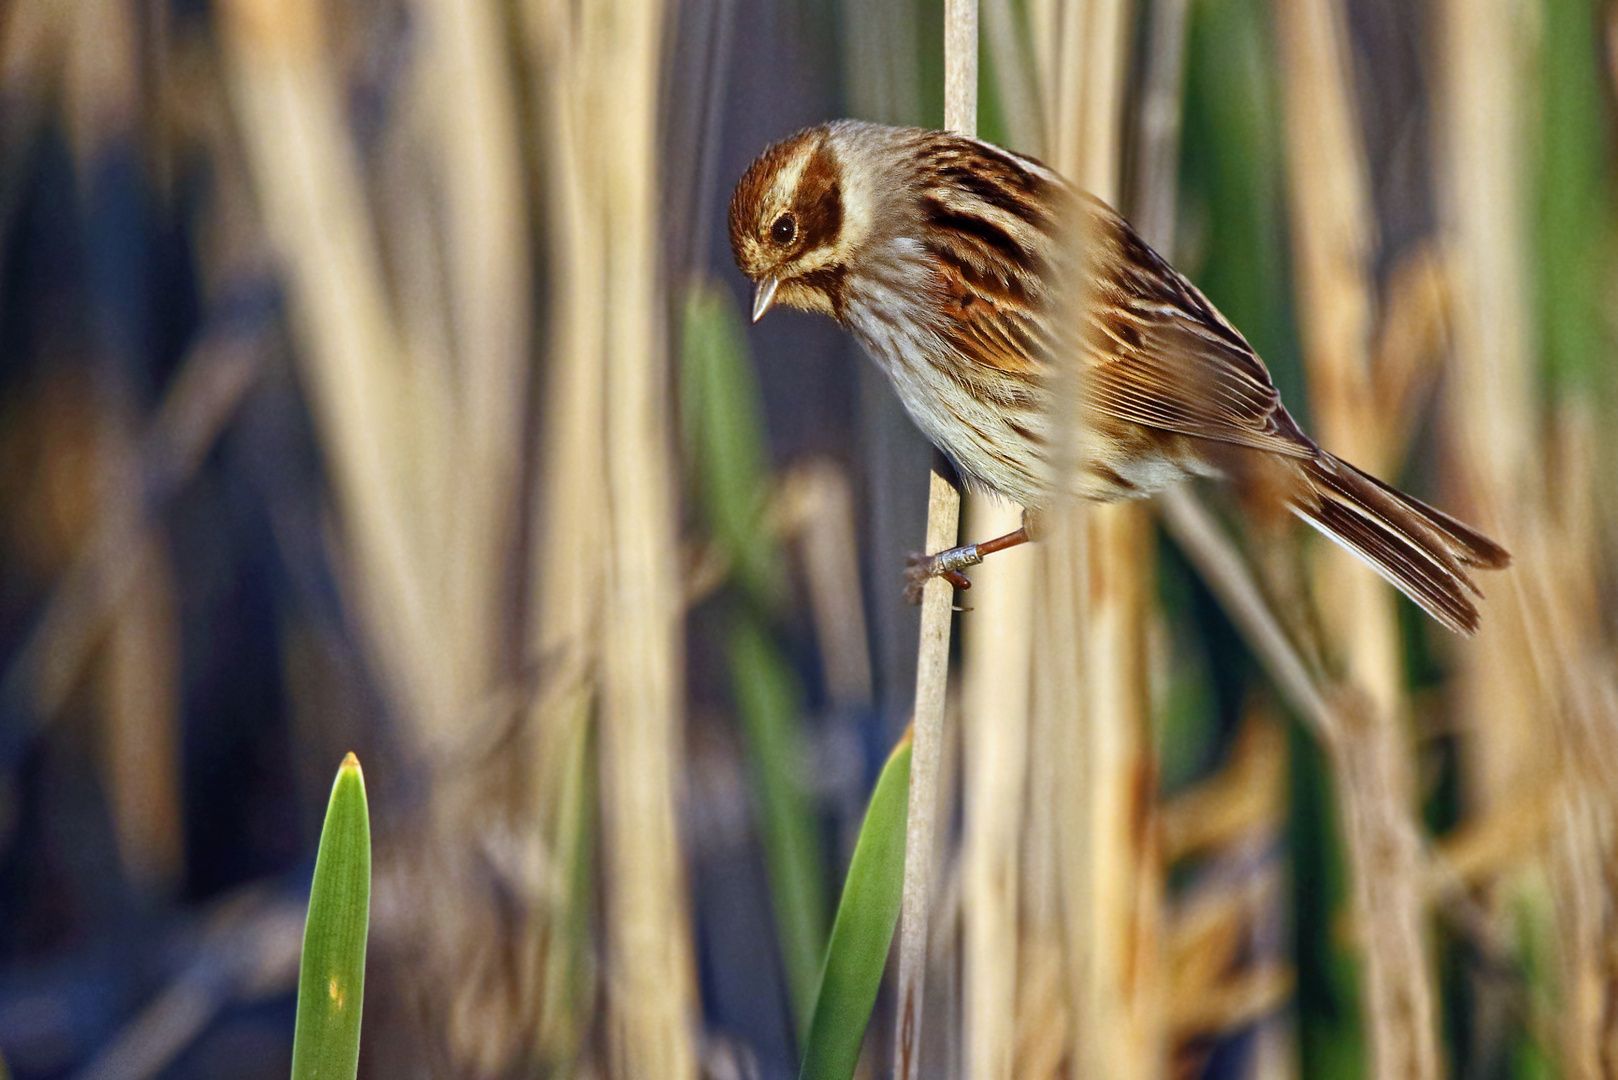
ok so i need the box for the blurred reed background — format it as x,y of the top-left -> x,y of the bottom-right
0,0 -> 1613,1078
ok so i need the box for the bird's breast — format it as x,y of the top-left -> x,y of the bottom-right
844,281 -> 1204,508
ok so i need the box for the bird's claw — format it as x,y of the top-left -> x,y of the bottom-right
903,545 -> 982,605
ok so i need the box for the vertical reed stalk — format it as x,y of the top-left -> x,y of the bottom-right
411,0 -> 530,705
777,463 -> 875,708
526,0 -> 698,1075
1070,500 -> 1161,1080
218,0 -> 453,741
1436,9 -> 1571,1071
1277,1 -> 1439,1074
1035,2 -> 1164,1076
1276,0 -> 1401,714
99,526 -> 183,894
521,10 -> 611,1065
1436,0 -> 1546,812
62,0 -> 186,898
961,496 -> 1033,1080
894,7 -> 974,1078
982,0 -> 1042,151
893,465 -> 958,1080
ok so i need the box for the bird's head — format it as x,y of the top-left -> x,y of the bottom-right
728,125 -> 853,322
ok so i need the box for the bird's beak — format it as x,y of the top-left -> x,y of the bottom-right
751,276 -> 780,323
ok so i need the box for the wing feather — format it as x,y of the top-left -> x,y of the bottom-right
910,135 -> 1313,460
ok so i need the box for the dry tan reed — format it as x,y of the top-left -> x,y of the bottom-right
772,461 -> 876,708
1045,2 -> 1165,1077
411,0 -> 531,715
982,0 -> 1043,152
962,6 -> 1043,1075
962,495 -> 1034,1080
1439,3 -> 1618,1073
1276,0 -> 1439,1074
1436,0 -> 1546,813
525,0 -> 698,1076
893,464 -> 959,1080
893,5 -> 975,1078
1276,0 -> 1403,710
220,0 -> 454,741
219,0 -> 703,1069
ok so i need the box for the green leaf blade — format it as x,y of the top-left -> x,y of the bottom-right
800,733 -> 912,1080
291,752 -> 372,1080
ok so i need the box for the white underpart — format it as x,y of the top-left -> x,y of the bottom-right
840,237 -> 1050,506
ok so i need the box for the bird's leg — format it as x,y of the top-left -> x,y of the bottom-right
903,511 -> 1039,604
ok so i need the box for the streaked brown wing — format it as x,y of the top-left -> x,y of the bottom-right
912,135 -> 1057,383
1085,202 -> 1314,458
914,134 -> 1313,459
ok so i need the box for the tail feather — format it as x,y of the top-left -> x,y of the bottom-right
1293,454 -> 1511,635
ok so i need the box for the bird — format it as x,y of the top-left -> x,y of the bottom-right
728,120 -> 1509,633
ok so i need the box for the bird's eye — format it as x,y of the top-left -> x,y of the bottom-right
770,212 -> 797,245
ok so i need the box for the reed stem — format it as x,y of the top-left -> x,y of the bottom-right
893,6 -> 974,1077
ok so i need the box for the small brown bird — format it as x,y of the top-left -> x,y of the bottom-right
729,120 -> 1509,633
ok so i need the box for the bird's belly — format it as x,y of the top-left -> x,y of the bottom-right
1074,432 -> 1202,503
849,309 -> 1200,509
851,318 -> 1051,506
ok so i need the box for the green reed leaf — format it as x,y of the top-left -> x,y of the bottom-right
291,753 -> 371,1080
800,733 -> 912,1080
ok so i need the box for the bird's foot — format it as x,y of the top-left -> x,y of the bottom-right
903,544 -> 983,605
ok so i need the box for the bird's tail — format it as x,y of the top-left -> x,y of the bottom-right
1292,452 -> 1511,634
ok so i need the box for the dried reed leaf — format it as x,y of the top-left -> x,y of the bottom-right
1371,243 -> 1450,461
1161,709 -> 1287,865
1433,786 -> 1556,891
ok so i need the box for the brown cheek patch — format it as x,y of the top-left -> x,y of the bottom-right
795,141 -> 843,251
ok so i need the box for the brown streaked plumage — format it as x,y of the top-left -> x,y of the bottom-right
728,120 -> 1510,633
